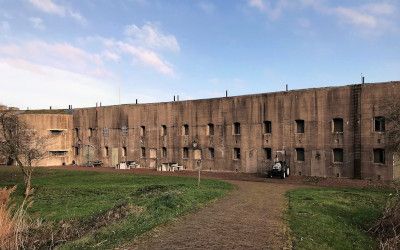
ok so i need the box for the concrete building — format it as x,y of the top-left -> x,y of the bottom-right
6,81 -> 400,180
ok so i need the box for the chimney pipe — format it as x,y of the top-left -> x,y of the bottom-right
177,95 -> 179,101
49,106 -> 52,110
136,99 -> 138,104
174,95 -> 176,101
286,84 -> 288,91
225,90 -> 228,97
100,102 -> 102,107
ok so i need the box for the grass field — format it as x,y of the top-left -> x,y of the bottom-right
287,187 -> 391,250
0,167 -> 233,249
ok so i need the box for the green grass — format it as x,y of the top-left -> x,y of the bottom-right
287,187 -> 391,250
0,167 -> 233,249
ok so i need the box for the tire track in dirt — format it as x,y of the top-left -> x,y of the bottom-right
128,181 -> 300,249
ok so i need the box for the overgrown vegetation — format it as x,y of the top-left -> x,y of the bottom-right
0,167 -> 232,249
287,187 -> 391,249
369,183 -> 400,249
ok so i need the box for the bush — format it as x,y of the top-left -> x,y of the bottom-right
370,185 -> 400,249
0,186 -> 17,249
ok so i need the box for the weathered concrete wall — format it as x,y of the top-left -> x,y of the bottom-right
20,112 -> 73,166
68,81 -> 400,180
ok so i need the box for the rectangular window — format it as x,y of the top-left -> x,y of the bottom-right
74,128 -> 79,137
104,146 -> 109,157
373,149 -> 385,164
122,147 -> 127,157
207,123 -> 214,136
233,122 -> 241,135
121,126 -> 128,136
74,147 -> 80,156
333,148 -> 343,163
49,129 -> 63,135
182,124 -> 189,136
264,148 -> 272,160
296,148 -> 305,162
161,125 -> 167,136
88,128 -> 94,137
233,148 -> 241,160
140,126 -> 146,137
263,121 -> 272,134
141,147 -> 146,158
194,149 -> 202,160
332,118 -> 344,133
183,147 -> 189,159
374,117 -> 385,132
209,147 -> 215,159
296,120 -> 305,133
50,151 -> 67,156
162,147 -> 167,158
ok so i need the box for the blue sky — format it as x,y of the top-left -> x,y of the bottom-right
0,0 -> 399,109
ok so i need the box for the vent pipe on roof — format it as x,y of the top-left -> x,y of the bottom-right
49,106 -> 52,110
136,99 -> 138,104
226,90 -> 228,97
286,84 -> 288,91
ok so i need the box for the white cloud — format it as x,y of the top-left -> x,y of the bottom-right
247,0 -> 398,35
198,2 -> 216,14
0,40 -> 112,78
27,0 -> 87,24
29,17 -> 45,30
124,23 -> 180,52
0,59 -> 117,109
117,42 -> 174,76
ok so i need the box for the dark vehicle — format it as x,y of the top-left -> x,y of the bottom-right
266,150 -> 290,179
266,161 -> 290,179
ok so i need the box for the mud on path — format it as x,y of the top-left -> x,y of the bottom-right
127,181 -> 300,250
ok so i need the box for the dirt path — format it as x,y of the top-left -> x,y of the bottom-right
127,181 -> 300,250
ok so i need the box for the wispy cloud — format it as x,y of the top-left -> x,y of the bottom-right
0,58 -> 117,109
198,2 -> 216,14
27,0 -> 87,24
29,17 -> 45,30
247,0 -> 398,35
0,40 -> 111,78
124,22 -> 180,52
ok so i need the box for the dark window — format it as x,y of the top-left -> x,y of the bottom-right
207,123 -> 214,135
263,121 -> 272,134
50,151 -> 67,156
122,147 -> 127,157
162,147 -> 167,158
140,126 -> 146,136
209,147 -> 215,159
88,128 -> 94,137
296,120 -> 305,133
161,125 -> 167,136
74,128 -> 79,137
264,148 -> 272,160
373,149 -> 385,164
233,148 -> 241,160
104,146 -> 109,157
49,129 -> 63,135
233,122 -> 241,135
74,147 -> 80,156
374,117 -> 385,132
333,148 -> 343,163
296,148 -> 305,162
183,147 -> 189,158
332,118 -> 344,133
182,124 -> 189,136
141,147 -> 146,158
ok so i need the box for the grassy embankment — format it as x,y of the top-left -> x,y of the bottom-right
0,167 -> 232,249
287,187 -> 391,249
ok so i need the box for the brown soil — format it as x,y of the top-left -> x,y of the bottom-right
123,181 -> 300,250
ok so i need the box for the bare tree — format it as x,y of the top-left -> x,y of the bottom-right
0,112 -> 48,197
385,98 -> 400,154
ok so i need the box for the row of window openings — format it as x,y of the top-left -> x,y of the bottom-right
294,148 -> 385,164
75,146 -> 385,164
78,116 -> 386,138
